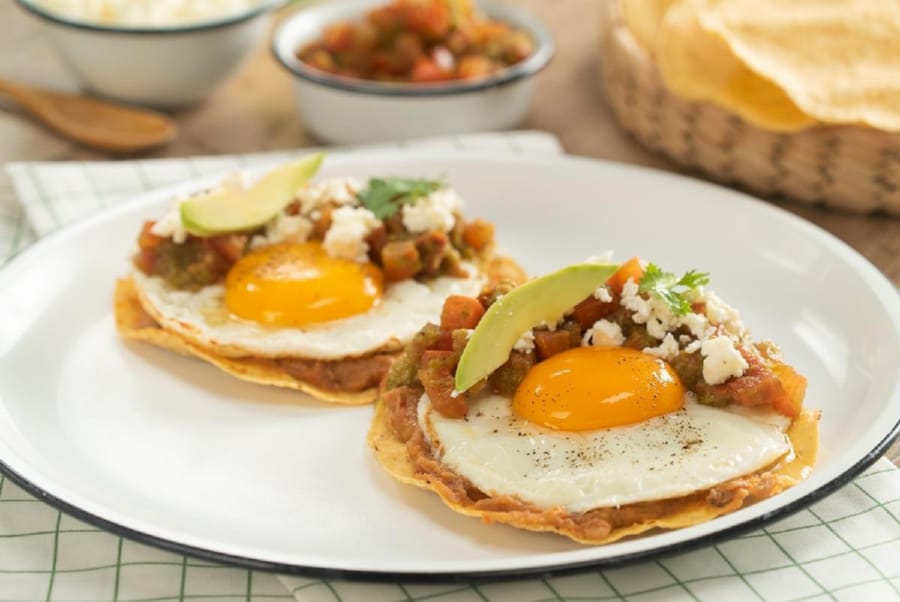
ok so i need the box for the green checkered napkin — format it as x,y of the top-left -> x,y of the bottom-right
2,132 -> 898,602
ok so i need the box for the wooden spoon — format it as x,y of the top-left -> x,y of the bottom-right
0,78 -> 178,153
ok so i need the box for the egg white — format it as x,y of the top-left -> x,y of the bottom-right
131,267 -> 482,360
418,393 -> 792,511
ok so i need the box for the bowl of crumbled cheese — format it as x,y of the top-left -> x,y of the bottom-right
15,0 -> 283,108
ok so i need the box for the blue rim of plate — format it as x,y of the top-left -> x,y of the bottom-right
270,2 -> 555,97
1,424 -> 897,583
13,0 -> 283,35
0,153 -> 898,583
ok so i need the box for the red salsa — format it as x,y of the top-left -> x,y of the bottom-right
296,0 -> 535,83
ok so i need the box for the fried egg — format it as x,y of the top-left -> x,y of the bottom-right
133,241 -> 483,360
419,347 -> 792,511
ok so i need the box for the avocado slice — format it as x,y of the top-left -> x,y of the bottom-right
180,153 -> 325,236
454,262 -> 620,394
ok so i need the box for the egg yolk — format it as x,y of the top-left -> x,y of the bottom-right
512,347 -> 685,431
224,242 -> 383,328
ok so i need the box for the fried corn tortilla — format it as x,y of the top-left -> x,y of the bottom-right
368,398 -> 820,544
653,0 -> 816,132
694,0 -> 900,131
629,0 -> 900,132
116,255 -> 526,405
621,0 -> 674,51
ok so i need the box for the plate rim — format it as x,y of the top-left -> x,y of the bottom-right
1,426 -> 898,583
2,150 -> 899,582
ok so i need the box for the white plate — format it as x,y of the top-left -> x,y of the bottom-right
1,152 -> 898,581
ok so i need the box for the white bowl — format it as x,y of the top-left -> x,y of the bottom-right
15,0 -> 282,108
271,0 -> 554,144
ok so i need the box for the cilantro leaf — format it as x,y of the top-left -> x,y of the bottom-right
357,177 -> 443,219
638,264 -> 710,315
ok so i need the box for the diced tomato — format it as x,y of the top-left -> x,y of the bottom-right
769,362 -> 806,418
440,295 -> 485,331
323,23 -> 355,52
605,256 -> 646,295
570,296 -> 616,329
419,350 -> 467,418
381,240 -> 421,282
297,0 -> 532,84
133,248 -> 155,274
365,225 -> 387,261
369,50 -> 397,76
137,221 -> 164,250
307,49 -> 336,72
415,230 -> 449,274
534,330 -> 572,360
206,235 -> 247,264
698,350 -> 790,412
403,0 -> 452,40
410,57 -> 447,82
392,32 -> 424,67
350,21 -> 379,51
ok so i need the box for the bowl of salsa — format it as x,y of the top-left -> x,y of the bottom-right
272,0 -> 554,143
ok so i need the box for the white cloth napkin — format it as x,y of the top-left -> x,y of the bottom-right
1,131 -> 898,602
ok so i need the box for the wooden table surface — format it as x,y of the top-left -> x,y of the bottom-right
1,1 -> 897,464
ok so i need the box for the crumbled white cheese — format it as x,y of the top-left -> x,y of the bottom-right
620,279 -> 649,320
150,194 -> 190,243
250,212 -> 313,249
705,291 -> 747,340
536,320 -> 559,332
513,330 -> 535,353
684,339 -> 702,354
593,285 -> 613,302
149,170 -> 250,245
620,278 -> 677,340
296,178 -> 362,216
679,311 -> 712,340
582,319 -> 625,347
220,170 -> 250,192
323,206 -> 380,262
643,332 -> 680,360
700,335 -> 749,385
401,188 -> 463,233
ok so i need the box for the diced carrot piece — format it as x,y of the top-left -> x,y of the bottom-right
770,362 -> 806,418
534,330 -> 572,360
461,219 -> 494,251
605,256 -> 646,295
440,295 -> 485,331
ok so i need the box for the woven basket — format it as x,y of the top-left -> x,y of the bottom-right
598,0 -> 900,215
